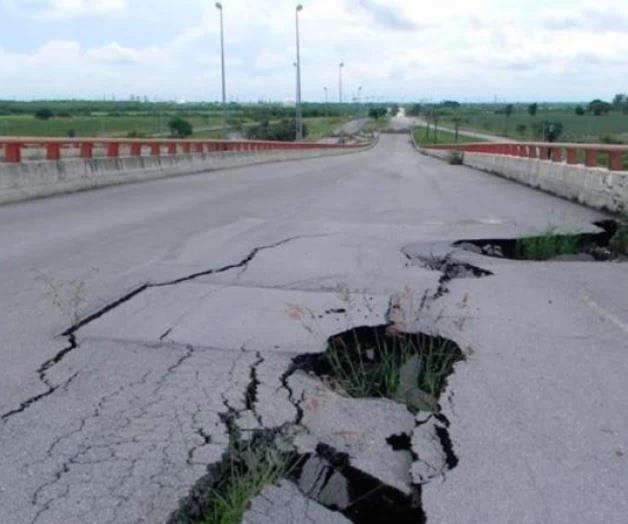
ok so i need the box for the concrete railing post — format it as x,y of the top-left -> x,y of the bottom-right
80,143 -> 94,159
46,143 -> 61,161
6,143 -> 22,163
130,143 -> 142,157
150,143 -> 161,156
107,143 -> 120,158
609,151 -> 624,171
566,148 -> 578,165
585,149 -> 598,167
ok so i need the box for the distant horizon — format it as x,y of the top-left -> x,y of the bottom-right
0,97 -> 612,105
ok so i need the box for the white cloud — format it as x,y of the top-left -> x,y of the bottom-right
1,0 -> 627,101
87,42 -> 140,64
3,0 -> 128,18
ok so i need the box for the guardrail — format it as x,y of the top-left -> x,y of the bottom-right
422,142 -> 628,171
0,137 -> 366,163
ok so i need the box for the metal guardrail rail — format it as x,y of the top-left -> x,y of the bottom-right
421,142 -> 628,171
0,137 -> 367,163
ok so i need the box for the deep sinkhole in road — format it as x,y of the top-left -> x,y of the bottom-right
456,220 -> 627,262
170,326 -> 465,524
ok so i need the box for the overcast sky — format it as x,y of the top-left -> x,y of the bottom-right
1,0 -> 626,102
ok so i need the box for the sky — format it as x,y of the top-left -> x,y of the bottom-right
0,0 -> 627,102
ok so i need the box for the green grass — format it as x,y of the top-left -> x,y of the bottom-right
440,110 -> 628,143
0,113 -> 223,138
197,439 -> 293,524
413,126 -> 486,146
324,328 -> 463,411
303,116 -> 349,139
516,229 -> 582,260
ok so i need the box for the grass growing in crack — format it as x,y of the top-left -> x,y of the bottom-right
199,438 -> 295,524
35,268 -> 99,325
321,327 -> 463,411
516,229 -> 582,260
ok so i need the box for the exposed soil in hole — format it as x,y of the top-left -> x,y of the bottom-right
455,220 -> 626,262
292,325 -> 465,412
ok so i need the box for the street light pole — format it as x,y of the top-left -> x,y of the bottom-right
338,62 -> 344,104
216,3 -> 227,138
324,86 -> 328,117
295,5 -> 304,141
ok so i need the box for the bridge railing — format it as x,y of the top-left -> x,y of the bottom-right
422,142 -> 628,171
0,137 -> 367,163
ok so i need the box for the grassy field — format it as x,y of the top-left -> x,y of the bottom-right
0,113 -> 224,138
413,126 -> 487,145
440,110 -> 628,143
0,113 -> 354,141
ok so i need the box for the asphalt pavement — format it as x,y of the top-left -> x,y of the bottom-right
0,132 -> 626,523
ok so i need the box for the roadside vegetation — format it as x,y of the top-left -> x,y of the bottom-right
412,126 -> 485,146
0,100 -> 371,140
405,94 -> 628,144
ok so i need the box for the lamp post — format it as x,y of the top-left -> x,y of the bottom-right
215,2 -> 227,138
338,62 -> 344,103
295,4 -> 304,140
324,86 -> 328,117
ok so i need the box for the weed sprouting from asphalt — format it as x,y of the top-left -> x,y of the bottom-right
35,267 -> 100,325
298,326 -> 464,413
516,229 -> 582,260
176,434 -> 298,524
326,329 -> 461,399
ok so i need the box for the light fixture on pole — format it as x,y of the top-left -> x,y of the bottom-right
215,2 -> 227,138
295,4 -> 304,140
338,62 -> 344,103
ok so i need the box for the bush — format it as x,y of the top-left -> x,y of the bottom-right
246,119 -> 306,142
34,108 -> 54,120
516,124 -> 527,136
368,107 -> 387,119
600,134 -> 623,145
528,103 -> 538,116
168,117 -> 193,138
574,105 -> 585,116
67,129 -> 76,138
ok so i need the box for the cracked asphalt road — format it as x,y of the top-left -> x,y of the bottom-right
1,134 -> 627,523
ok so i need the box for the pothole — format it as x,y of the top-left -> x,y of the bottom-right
169,325 -> 464,524
456,220 -> 627,262
290,443 -> 425,524
291,325 -> 465,413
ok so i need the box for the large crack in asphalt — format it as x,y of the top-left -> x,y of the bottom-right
169,315 -> 464,523
7,232 -> 473,523
1,236 -> 306,423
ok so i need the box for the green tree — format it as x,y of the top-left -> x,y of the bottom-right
528,103 -> 538,117
504,104 -> 514,117
544,122 -> 563,142
587,99 -> 612,116
574,105 -> 585,116
406,104 -> 422,117
168,117 -> 193,138
368,107 -> 387,119
34,108 -> 54,120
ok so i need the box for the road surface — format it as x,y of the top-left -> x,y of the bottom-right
0,134 -> 626,523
